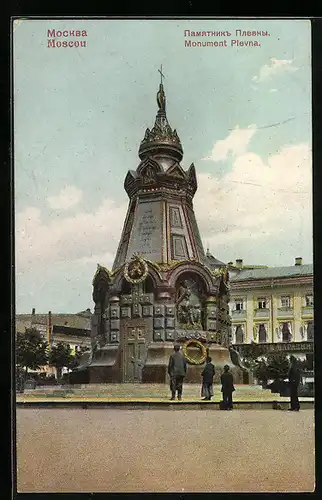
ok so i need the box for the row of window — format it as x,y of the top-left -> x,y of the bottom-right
234,294 -> 313,311
233,321 -> 314,344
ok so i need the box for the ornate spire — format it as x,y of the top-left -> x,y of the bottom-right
138,69 -> 183,161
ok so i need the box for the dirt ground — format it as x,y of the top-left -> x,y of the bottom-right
16,408 -> 315,493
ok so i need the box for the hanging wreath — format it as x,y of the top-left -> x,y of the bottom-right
183,339 -> 207,365
124,255 -> 148,284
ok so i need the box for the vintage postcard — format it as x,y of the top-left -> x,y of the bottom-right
14,18 -> 314,493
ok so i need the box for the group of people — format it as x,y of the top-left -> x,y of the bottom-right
167,344 -> 234,409
168,345 -> 302,411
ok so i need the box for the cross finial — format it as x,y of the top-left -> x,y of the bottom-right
158,64 -> 165,85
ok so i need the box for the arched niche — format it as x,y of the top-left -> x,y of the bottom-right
119,274 -> 155,296
112,264 -> 162,295
92,268 -> 111,309
174,271 -> 208,329
167,262 -> 217,295
137,157 -> 163,178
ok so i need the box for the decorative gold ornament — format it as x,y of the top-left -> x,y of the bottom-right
124,255 -> 148,284
182,339 -> 207,365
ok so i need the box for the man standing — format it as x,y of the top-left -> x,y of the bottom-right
288,355 -> 301,411
201,356 -> 215,401
220,364 -> 235,410
168,344 -> 187,401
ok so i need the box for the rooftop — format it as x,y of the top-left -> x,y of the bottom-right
16,312 -> 91,331
205,251 -> 226,268
231,264 -> 313,282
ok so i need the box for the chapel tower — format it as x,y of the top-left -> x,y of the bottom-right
72,73 -> 242,385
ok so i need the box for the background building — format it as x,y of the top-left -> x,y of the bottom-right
226,257 -> 313,367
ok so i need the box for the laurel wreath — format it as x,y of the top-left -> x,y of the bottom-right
182,339 -> 207,365
124,256 -> 148,284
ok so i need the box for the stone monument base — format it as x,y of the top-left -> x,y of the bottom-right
71,342 -> 244,384
142,342 -> 244,384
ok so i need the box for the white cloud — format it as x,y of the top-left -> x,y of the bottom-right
15,142 -> 312,280
269,88 -> 278,92
252,58 -> 298,83
195,142 -> 312,258
202,125 -> 257,162
16,199 -> 128,273
47,185 -> 83,210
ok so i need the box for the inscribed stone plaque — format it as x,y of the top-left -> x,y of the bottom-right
127,201 -> 162,261
171,234 -> 188,260
169,206 -> 183,228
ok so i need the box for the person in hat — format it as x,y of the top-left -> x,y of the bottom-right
288,355 -> 301,411
168,344 -> 187,401
220,364 -> 235,410
201,356 -> 215,400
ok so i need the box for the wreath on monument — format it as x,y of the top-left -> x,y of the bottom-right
183,339 -> 207,365
124,255 -> 148,284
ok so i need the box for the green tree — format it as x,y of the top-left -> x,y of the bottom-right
253,360 -> 269,384
16,327 -> 49,378
265,353 -> 289,380
241,342 -> 265,369
48,343 -> 74,380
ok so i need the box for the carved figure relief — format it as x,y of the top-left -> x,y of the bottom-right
142,165 -> 156,184
176,278 -> 203,329
157,84 -> 166,112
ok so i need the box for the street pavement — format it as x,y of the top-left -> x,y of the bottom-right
17,383 -> 313,402
16,408 -> 315,493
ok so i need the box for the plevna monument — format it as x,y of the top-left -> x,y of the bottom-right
73,76 -> 243,384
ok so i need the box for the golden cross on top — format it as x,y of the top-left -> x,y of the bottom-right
158,65 -> 165,85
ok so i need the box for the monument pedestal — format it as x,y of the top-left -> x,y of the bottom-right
74,345 -> 121,384
142,342 -> 243,384
142,342 -> 174,383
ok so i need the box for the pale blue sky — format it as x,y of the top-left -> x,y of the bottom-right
14,19 -> 312,313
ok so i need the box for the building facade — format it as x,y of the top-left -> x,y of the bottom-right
228,257 -> 314,346
16,309 -> 92,374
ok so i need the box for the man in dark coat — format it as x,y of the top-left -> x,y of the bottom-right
220,364 -> 235,410
288,355 -> 301,411
201,356 -> 215,400
168,344 -> 187,400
